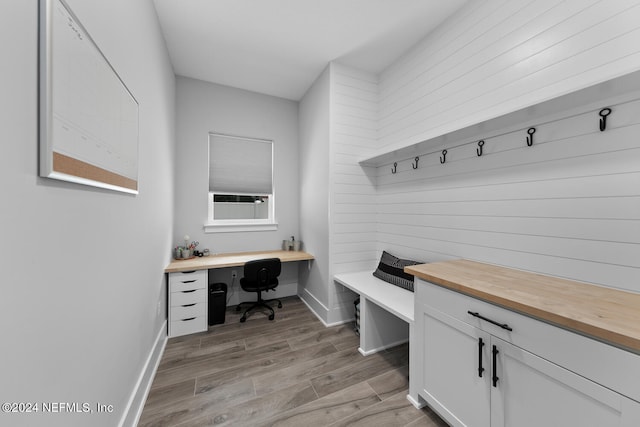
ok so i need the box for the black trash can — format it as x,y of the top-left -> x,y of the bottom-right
208,282 -> 227,325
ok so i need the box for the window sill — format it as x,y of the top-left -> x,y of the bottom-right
203,222 -> 278,233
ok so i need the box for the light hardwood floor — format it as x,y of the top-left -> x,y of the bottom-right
139,296 -> 448,426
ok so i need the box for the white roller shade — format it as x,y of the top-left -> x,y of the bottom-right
209,134 -> 273,194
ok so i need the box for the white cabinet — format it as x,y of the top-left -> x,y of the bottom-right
419,304 -> 490,427
415,278 -> 640,427
168,270 -> 208,337
491,336 -> 640,427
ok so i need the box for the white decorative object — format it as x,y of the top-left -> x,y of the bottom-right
39,0 -> 139,194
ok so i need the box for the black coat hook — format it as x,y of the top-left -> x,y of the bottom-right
391,162 -> 397,174
599,108 -> 611,132
526,127 -> 536,147
440,149 -> 447,164
412,156 -> 419,169
476,140 -> 485,157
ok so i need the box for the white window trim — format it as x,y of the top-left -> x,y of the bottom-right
204,192 -> 277,233
206,132 -> 276,233
203,222 -> 279,233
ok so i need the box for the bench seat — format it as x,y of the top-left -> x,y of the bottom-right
334,271 -> 414,356
334,271 -> 414,322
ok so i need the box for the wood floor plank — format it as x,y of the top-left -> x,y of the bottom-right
261,381 -> 381,427
252,347 -> 365,396
326,390 -> 426,427
175,381 -> 319,427
287,322 -> 357,350
143,378 -> 195,411
405,407 -> 451,427
151,340 -> 290,390
199,309 -> 318,348
244,322 -> 325,350
195,341 -> 338,395
331,330 -> 360,351
138,378 -> 255,427
157,339 -> 246,372
310,345 -> 409,398
141,296 -> 447,427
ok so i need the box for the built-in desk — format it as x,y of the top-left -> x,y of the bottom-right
165,250 -> 314,337
165,249 -> 314,273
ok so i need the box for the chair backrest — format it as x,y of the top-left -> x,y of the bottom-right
243,258 -> 281,287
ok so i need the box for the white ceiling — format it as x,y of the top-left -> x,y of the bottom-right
152,0 -> 468,101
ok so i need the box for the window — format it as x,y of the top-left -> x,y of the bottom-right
205,133 -> 276,232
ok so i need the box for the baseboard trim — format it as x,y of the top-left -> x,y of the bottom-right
119,320 -> 167,427
299,289 -> 357,328
358,338 -> 409,356
298,289 -> 331,325
407,393 -> 425,409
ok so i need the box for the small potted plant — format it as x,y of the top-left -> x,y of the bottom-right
174,235 -> 199,259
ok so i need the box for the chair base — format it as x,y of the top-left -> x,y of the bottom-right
236,296 -> 282,322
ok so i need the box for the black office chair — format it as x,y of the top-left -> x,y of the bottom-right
236,258 -> 282,322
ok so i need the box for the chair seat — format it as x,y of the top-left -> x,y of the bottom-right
237,258 -> 282,322
240,277 -> 278,293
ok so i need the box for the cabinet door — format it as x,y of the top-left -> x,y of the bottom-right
419,303 -> 491,427
491,336 -> 640,427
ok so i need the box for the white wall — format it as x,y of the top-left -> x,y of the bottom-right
0,1 -> 175,426
174,77 -> 300,300
378,0 -> 640,154
328,63 -> 379,323
299,0 -> 640,327
376,92 -> 640,292
372,0 -> 640,293
298,66 -> 331,321
298,63 -> 380,324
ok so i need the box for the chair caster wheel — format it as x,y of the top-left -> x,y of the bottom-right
268,314 -> 275,321
277,302 -> 282,308
240,316 -> 246,323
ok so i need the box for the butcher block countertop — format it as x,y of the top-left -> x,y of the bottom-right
405,259 -> 640,354
165,250 -> 314,273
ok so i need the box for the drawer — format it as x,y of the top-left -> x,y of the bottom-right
170,302 -> 206,319
170,288 -> 206,306
169,270 -> 207,292
415,278 -> 640,403
169,315 -> 206,337
416,278 -> 521,340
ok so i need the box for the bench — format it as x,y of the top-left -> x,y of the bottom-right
334,271 -> 414,356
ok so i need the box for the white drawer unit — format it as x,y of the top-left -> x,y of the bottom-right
169,269 -> 207,292
168,270 -> 208,337
170,316 -> 207,338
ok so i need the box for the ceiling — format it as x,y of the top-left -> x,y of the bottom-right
152,0 -> 468,101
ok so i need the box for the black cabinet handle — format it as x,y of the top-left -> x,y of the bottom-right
181,303 -> 196,307
182,271 -> 196,274
478,337 -> 485,377
181,317 -> 196,321
181,289 -> 196,293
492,345 -> 499,387
180,280 -> 196,284
467,311 -> 513,331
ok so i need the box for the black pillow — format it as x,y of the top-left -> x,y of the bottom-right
373,251 -> 421,292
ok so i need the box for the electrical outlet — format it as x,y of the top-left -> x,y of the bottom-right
157,301 -> 162,316
231,270 -> 237,279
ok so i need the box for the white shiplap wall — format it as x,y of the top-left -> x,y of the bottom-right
318,1 -> 640,325
369,0 -> 640,295
377,0 -> 640,155
328,63 -> 379,322
376,96 -> 640,292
